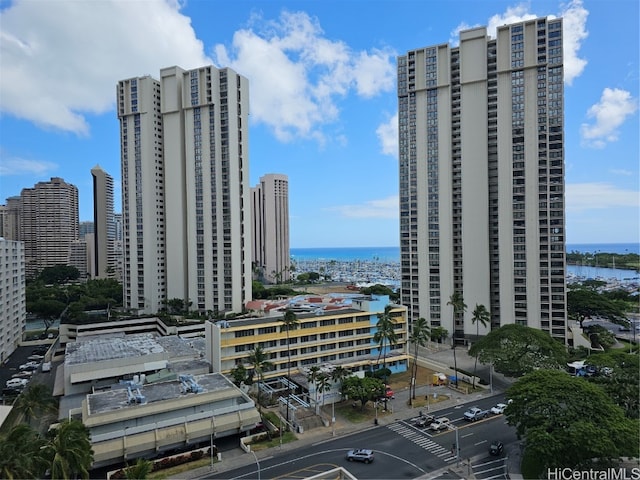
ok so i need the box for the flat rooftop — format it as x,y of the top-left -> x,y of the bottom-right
87,372 -> 239,416
65,332 -> 202,366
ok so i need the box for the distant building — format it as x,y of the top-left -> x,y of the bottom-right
251,173 -> 290,284
79,221 -> 94,239
398,17 -> 567,343
91,165 -> 116,279
69,237 -> 91,279
0,238 -> 26,363
0,196 -> 21,241
20,177 -> 79,278
117,65 -> 251,315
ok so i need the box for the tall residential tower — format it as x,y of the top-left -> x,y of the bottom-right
251,174 -> 290,284
117,65 -> 251,315
20,177 -> 79,279
91,165 -> 116,279
398,17 -> 567,343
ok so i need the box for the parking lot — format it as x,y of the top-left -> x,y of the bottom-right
1,342 -> 54,404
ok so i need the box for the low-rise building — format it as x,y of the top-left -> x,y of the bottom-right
83,372 -> 259,468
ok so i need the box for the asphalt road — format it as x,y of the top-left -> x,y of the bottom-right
203,395 -> 517,480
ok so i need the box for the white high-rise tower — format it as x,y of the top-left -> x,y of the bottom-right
117,65 -> 251,315
398,17 -> 567,343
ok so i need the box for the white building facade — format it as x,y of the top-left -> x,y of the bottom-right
117,65 -> 251,315
0,238 -> 26,363
398,17 -> 567,343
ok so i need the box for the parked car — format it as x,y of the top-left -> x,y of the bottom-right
19,362 -> 39,370
414,414 -> 435,428
28,354 -> 45,361
6,378 -> 28,388
429,417 -> 451,431
346,449 -> 374,464
490,403 -> 508,415
489,441 -> 504,456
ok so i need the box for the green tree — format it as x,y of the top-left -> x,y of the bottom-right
14,383 -> 58,429
429,326 -> 448,343
373,305 -> 398,381
315,373 -> 332,410
470,304 -> 490,388
307,366 -> 323,414
447,293 -> 467,387
468,324 -> 567,377
567,287 -> 627,327
37,265 -> 80,284
0,424 -> 48,480
229,364 -> 248,387
341,376 -> 385,411
409,317 -> 430,401
247,345 -> 274,414
584,351 -> 639,418
280,309 -> 299,422
44,419 -> 94,480
506,370 -> 639,476
330,366 -> 350,399
124,457 -> 153,479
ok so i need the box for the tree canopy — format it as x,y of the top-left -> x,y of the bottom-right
567,287 -> 628,326
506,369 -> 639,475
468,324 -> 567,377
341,376 -> 385,410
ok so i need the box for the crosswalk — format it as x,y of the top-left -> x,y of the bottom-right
387,422 -> 457,463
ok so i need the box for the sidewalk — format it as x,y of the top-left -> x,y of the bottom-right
185,349 -> 520,479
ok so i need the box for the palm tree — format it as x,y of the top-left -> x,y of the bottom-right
247,345 -> 274,414
124,457 -> 154,479
306,365 -> 322,414
0,424 -> 48,480
373,305 -> 399,382
315,373 -> 332,411
14,383 -> 58,430
447,292 -> 467,387
330,366 -> 350,399
280,309 -> 299,422
44,419 -> 94,480
470,304 -> 491,388
409,317 -> 430,401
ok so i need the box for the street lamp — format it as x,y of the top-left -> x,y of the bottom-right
210,415 -> 216,470
331,397 -> 335,436
250,450 -> 260,480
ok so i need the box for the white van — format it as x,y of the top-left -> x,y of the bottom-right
41,362 -> 52,372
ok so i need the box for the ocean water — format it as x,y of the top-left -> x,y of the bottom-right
291,243 -> 639,263
290,246 -> 400,262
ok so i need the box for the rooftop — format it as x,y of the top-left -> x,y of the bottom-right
87,372 -> 240,416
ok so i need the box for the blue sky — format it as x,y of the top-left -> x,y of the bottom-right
0,0 -> 638,248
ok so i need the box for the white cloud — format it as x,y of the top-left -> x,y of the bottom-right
580,88 -> 638,148
0,0 -> 210,135
376,113 -> 398,158
609,169 -> 634,177
327,195 -> 399,219
0,155 -> 57,176
453,0 -> 588,85
566,182 -> 639,211
559,0 -> 589,85
214,10 -> 396,143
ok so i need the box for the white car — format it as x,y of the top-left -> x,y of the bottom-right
429,417 -> 451,431
490,403 -> 508,414
6,378 -> 28,388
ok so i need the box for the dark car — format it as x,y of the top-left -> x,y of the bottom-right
346,449 -> 374,463
489,441 -> 504,456
414,414 -> 434,428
